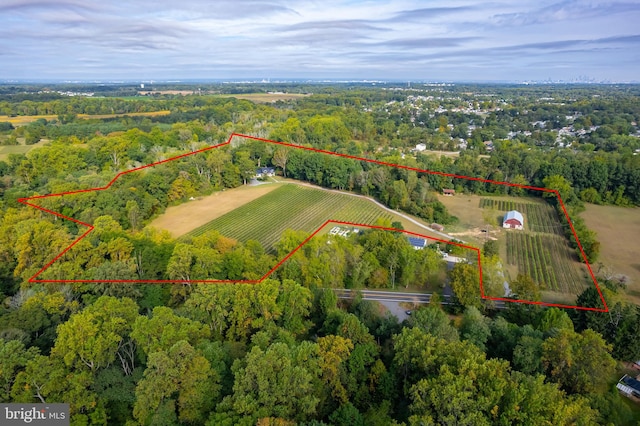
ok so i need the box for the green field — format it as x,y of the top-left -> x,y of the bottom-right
0,139 -> 49,161
182,184 -> 395,251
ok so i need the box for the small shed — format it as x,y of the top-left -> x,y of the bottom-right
503,210 -> 524,230
408,237 -> 427,250
442,189 -> 456,196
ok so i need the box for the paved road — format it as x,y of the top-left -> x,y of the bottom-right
333,288 -> 506,313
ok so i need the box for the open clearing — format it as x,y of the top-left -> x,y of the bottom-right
215,93 -> 310,103
0,110 -> 171,127
147,184 -> 280,238
418,150 -> 491,160
179,183 -> 444,252
582,203 -> 640,299
0,139 -> 49,161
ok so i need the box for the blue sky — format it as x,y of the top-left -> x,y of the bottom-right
1,0 -> 639,82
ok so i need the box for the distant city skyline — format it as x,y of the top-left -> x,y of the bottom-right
1,0 -> 639,82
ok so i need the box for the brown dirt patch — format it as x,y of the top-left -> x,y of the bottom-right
147,183 -> 281,238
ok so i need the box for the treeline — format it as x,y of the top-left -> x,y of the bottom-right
273,227 -> 445,291
1,281 -> 638,424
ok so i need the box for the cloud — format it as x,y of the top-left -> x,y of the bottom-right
492,1 -> 640,26
0,0 -> 638,81
373,37 -> 479,49
387,5 -> 475,22
0,0 -> 100,12
280,19 -> 386,32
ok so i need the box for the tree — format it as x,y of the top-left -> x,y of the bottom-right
317,335 -> 354,405
134,340 -> 217,424
542,328 -> 616,394
512,326 -> 544,375
510,273 -> 541,302
272,148 -> 289,177
166,243 -> 194,282
51,296 -> 139,374
536,307 -> 573,333
482,240 -> 499,258
448,263 -> 481,308
228,342 -> 319,422
235,150 -> 256,185
126,200 -> 141,231
409,305 -> 459,342
12,355 -> 107,424
131,306 -> 210,356
277,280 -> 313,336
542,174 -> 574,203
0,339 -> 39,402
459,306 -> 491,351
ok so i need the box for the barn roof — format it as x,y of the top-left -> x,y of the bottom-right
504,210 -> 524,224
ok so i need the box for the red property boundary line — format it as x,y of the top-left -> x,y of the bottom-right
17,133 -> 608,312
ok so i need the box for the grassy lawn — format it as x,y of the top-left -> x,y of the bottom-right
0,139 -> 49,161
582,203 -> 640,303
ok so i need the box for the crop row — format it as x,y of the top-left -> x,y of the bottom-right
506,231 -> 589,294
183,185 -> 393,252
480,198 -> 563,235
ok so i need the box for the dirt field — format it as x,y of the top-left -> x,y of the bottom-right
0,110 -> 170,127
582,204 -> 640,298
147,184 -> 280,237
436,194 -> 494,244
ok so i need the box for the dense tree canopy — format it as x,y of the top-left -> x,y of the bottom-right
1,83 -> 638,424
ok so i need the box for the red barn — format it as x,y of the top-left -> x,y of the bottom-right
503,210 -> 524,230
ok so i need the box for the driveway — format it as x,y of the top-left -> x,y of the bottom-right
378,300 -> 411,322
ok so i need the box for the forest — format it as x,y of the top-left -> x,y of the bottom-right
1,83 -> 640,425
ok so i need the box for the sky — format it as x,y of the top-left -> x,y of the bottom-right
1,0 -> 640,82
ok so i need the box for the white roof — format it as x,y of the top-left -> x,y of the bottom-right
617,383 -> 637,396
504,210 -> 524,224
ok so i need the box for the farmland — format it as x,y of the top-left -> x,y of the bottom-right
479,198 -> 563,235
506,232 -> 590,294
478,196 -> 591,294
0,110 -> 171,127
148,183 -> 280,238
182,184 -> 405,252
439,193 -> 592,296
